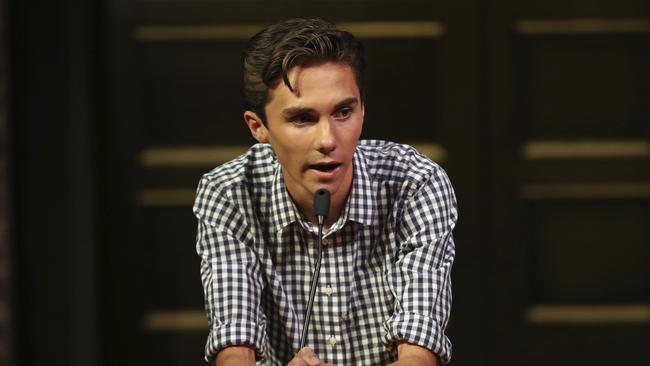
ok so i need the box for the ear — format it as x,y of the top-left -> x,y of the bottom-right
243,111 -> 269,143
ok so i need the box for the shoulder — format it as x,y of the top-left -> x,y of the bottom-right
193,144 -> 276,226
201,143 -> 276,186
357,139 -> 445,188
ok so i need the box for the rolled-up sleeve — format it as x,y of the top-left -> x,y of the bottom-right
194,177 -> 267,362
384,166 -> 457,364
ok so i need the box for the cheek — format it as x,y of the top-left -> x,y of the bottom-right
269,140 -> 304,170
343,119 -> 363,144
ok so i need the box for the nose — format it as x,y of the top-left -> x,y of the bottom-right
315,119 -> 336,154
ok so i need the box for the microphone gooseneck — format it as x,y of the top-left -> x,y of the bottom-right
299,188 -> 330,350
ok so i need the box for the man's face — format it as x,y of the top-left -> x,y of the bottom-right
245,62 -> 364,207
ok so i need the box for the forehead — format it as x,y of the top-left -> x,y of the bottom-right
266,62 -> 361,109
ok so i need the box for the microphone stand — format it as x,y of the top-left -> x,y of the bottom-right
299,189 -> 330,350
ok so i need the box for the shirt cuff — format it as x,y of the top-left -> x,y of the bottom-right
204,321 -> 267,363
384,312 -> 452,364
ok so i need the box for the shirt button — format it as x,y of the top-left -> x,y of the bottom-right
328,335 -> 338,346
322,237 -> 332,245
322,285 -> 334,296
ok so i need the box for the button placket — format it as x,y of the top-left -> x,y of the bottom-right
322,284 -> 334,296
328,335 -> 338,346
319,231 -> 345,354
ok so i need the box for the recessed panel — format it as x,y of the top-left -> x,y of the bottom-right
139,37 -> 442,146
139,42 -> 251,146
140,207 -> 205,309
518,34 -> 650,139
528,201 -> 649,303
526,324 -> 650,366
362,38 -> 441,142
144,332 -> 208,366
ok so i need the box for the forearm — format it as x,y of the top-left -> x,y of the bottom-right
388,342 -> 439,366
389,356 -> 438,366
215,346 -> 256,366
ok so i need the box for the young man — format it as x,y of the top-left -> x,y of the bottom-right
194,18 -> 457,366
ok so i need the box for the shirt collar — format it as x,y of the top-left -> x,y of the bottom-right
268,145 -> 378,234
346,146 -> 378,226
268,164 -> 302,234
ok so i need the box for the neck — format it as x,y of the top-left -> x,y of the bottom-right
284,180 -> 352,229
301,187 -> 347,228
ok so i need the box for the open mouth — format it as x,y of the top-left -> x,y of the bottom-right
310,163 -> 341,173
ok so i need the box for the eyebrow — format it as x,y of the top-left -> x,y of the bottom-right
280,97 -> 360,119
281,106 -> 316,119
333,97 -> 359,110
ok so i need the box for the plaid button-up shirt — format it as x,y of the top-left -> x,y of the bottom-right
194,140 -> 457,365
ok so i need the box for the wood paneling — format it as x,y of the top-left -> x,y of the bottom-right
94,0 -> 650,365
0,0 -> 13,362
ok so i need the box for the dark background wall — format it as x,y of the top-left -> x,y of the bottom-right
7,0 -> 99,365
4,0 -> 649,366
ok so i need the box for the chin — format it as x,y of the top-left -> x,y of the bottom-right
321,182 -> 341,196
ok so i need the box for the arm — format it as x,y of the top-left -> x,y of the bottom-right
384,165 -> 457,364
388,342 -> 439,366
194,177 -> 267,363
216,346 -> 256,366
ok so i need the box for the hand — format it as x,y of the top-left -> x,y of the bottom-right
287,347 -> 334,366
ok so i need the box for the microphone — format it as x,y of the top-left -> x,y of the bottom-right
299,188 -> 330,350
313,188 -> 331,224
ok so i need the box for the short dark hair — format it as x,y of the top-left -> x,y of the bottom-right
243,18 -> 366,123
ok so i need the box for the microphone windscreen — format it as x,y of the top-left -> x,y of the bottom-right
313,189 -> 331,218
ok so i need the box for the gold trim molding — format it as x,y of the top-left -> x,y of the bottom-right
134,21 -> 445,42
139,145 -> 252,168
144,310 -> 207,331
521,182 -> 650,200
515,18 -> 650,35
134,24 -> 263,42
522,140 -> 650,160
137,143 -> 447,207
337,21 -> 444,39
410,143 -> 447,163
525,305 -> 650,324
139,143 -> 446,168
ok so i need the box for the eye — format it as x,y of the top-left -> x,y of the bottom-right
290,114 -> 317,124
333,107 -> 352,120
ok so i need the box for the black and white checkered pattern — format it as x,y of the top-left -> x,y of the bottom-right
194,140 -> 457,365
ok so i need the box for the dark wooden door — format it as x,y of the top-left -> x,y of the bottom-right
484,1 -> 650,365
100,1 -> 649,365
